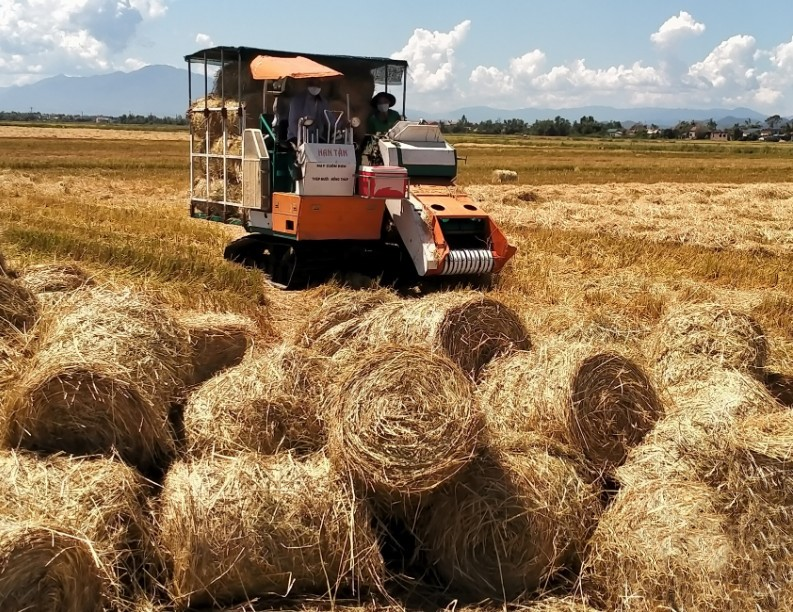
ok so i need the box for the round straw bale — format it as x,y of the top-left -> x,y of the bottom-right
327,345 -> 481,500
479,340 -> 663,474
343,292 -> 530,378
16,263 -> 93,294
616,365 -> 780,488
720,410 -> 793,608
414,446 -> 599,601
183,344 -> 332,456
298,288 -> 398,355
0,518 -> 106,612
158,452 -> 384,610
492,169 -> 518,184
0,276 -> 39,337
650,302 -> 768,385
4,287 -> 191,471
582,479 -> 749,611
0,450 -> 157,608
177,311 -> 257,384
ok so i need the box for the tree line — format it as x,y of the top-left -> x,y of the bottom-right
0,111 -> 187,125
442,114 -> 793,140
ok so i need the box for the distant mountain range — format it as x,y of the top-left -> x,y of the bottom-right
0,65 -> 774,128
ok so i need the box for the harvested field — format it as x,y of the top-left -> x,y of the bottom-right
1,127 -> 793,611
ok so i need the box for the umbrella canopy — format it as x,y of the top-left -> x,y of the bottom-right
249,55 -> 343,80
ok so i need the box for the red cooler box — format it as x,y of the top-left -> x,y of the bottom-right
357,165 -> 409,199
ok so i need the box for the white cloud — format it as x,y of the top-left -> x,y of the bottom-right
195,33 -> 214,47
770,36 -> 793,77
392,20 -> 471,93
688,35 -> 758,89
651,11 -> 705,46
0,0 -> 168,85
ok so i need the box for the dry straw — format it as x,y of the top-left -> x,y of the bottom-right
0,275 -> 39,337
299,287 -> 398,355
0,518 -> 106,612
414,444 -> 598,601
17,263 -> 93,294
718,410 -> 793,609
582,479 -> 749,611
649,302 -> 768,386
4,286 -> 191,472
337,292 -> 530,378
479,340 -> 663,474
617,361 -> 780,488
327,345 -> 481,501
183,344 -> 332,456
0,450 -> 157,610
158,452 -> 384,610
177,311 -> 257,384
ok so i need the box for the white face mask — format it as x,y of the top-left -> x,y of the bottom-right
377,103 -> 390,113
307,86 -> 321,96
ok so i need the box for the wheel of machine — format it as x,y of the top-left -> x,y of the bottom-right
223,234 -> 267,269
271,245 -> 305,289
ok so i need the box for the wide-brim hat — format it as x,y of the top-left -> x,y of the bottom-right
371,91 -> 397,108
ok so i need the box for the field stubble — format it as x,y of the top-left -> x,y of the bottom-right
0,126 -> 792,370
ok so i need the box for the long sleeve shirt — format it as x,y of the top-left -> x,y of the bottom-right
287,91 -> 331,141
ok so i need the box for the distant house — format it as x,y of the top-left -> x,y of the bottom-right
606,128 -> 623,138
688,123 -> 710,139
646,127 -> 661,137
95,116 -> 112,124
710,130 -> 730,141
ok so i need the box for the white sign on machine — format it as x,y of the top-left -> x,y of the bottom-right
296,143 -> 356,197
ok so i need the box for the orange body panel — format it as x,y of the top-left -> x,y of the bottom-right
411,182 -> 517,274
272,193 -> 386,241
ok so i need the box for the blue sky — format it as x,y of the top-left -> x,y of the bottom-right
2,0 -> 793,114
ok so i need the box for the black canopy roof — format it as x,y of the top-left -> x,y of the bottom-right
184,46 -> 407,73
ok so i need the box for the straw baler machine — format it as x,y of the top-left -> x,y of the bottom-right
186,46 -> 516,288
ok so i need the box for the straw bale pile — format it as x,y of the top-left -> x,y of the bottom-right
212,60 -> 257,98
158,452 -> 384,610
298,287 -> 398,354
414,445 -> 599,601
189,96 -> 242,146
0,518 -> 106,612
0,450 -> 157,609
183,344 -> 331,456
334,292 -> 530,378
17,262 -> 93,295
649,302 -> 768,386
582,479 -> 748,611
4,287 -> 192,472
178,311 -> 257,384
479,340 -> 662,474
327,345 -> 481,502
0,275 -> 39,337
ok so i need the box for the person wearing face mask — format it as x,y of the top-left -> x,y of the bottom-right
287,78 -> 332,142
367,91 -> 401,135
